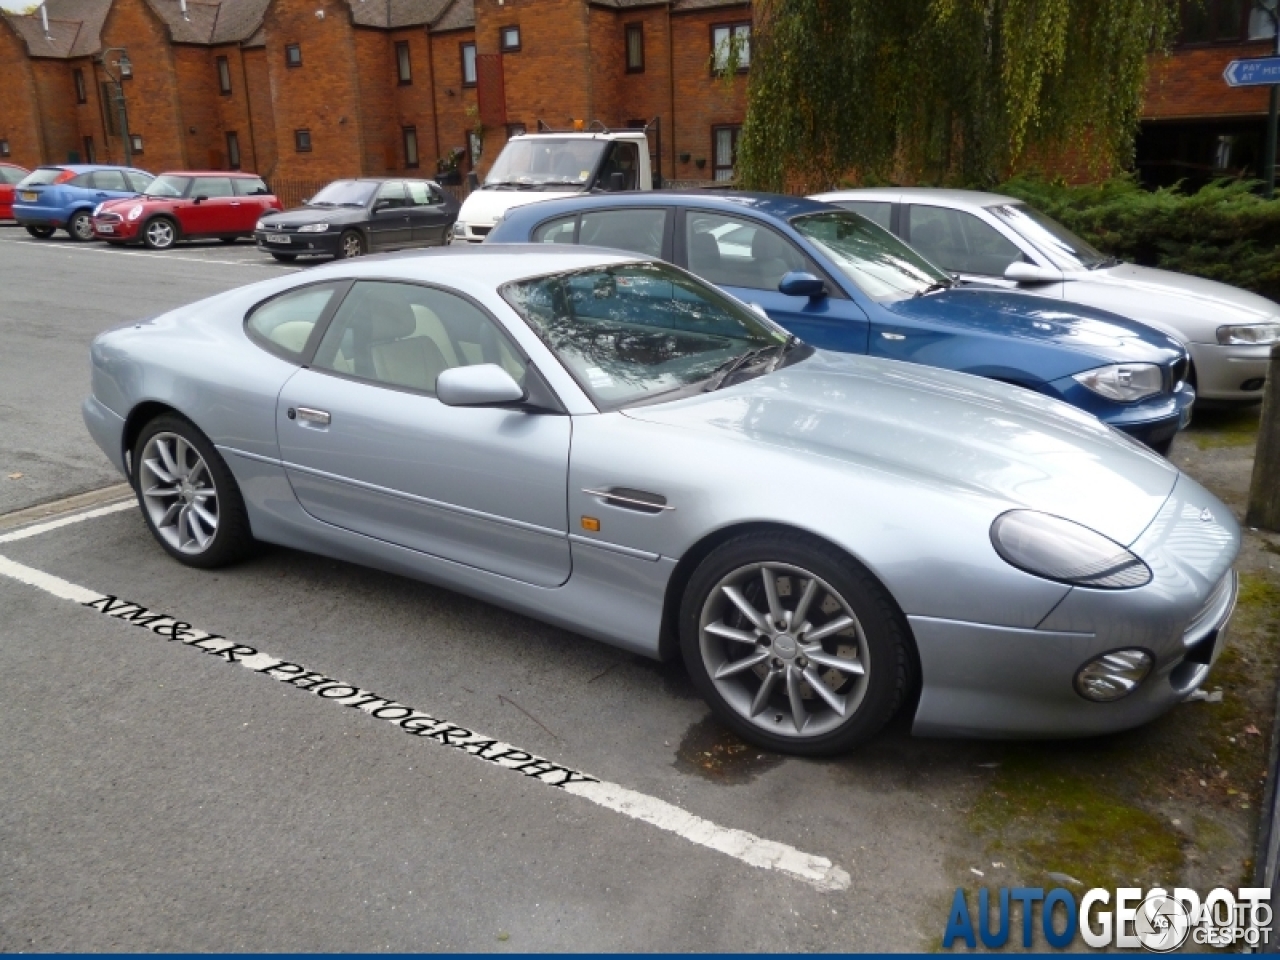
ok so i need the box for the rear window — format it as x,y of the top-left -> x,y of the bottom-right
246,282 -> 345,361
233,177 -> 271,197
0,167 -> 26,184
19,167 -> 68,187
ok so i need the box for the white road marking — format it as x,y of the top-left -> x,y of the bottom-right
0,499 -> 135,545
0,541 -> 851,891
0,235 -> 292,269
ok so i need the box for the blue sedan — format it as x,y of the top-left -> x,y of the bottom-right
13,164 -> 153,241
487,193 -> 1194,451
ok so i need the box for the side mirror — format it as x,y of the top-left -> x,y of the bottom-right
778,271 -> 826,299
608,171 -> 625,192
436,364 -> 525,407
1004,261 -> 1061,285
194,194 -> 209,204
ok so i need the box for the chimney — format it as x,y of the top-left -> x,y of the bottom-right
179,0 -> 189,19
40,5 -> 50,39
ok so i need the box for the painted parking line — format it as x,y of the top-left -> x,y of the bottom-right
0,499 -> 135,544
0,508 -> 851,892
0,235 -> 291,269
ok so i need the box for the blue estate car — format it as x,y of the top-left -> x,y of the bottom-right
487,193 -> 1194,451
13,164 -> 153,241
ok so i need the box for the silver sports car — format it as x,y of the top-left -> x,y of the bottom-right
84,246 -> 1239,754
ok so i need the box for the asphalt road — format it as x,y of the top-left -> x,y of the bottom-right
0,230 -> 987,950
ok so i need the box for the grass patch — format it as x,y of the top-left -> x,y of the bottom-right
1186,407 -> 1260,450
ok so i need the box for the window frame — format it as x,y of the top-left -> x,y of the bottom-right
285,43 -> 302,68
625,22 -> 644,73
0,140 -> 10,158
711,124 -> 741,181
244,279 -> 354,366
226,131 -> 241,170
1176,0 -> 1269,45
710,21 -> 751,76
74,68 -> 87,104
402,125 -> 419,169
294,128 -> 312,153
129,133 -> 144,155
395,40 -> 412,85
216,55 -> 232,95
499,24 -> 521,53
460,41 -> 477,86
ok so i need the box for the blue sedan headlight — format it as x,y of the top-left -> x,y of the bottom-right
1072,362 -> 1163,402
990,510 -> 1151,589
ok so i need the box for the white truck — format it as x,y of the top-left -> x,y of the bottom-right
452,122 -> 659,244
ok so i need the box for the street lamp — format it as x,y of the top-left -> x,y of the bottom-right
98,47 -> 133,166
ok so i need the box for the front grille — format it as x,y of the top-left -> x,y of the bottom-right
471,225 -> 492,237
1185,572 -> 1233,639
1170,355 -> 1189,389
95,212 -> 122,222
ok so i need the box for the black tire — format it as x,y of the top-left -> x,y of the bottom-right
142,217 -> 178,250
25,225 -> 55,239
67,210 -> 94,241
336,229 -> 364,259
679,530 -> 913,756
270,252 -> 298,262
132,413 -> 254,569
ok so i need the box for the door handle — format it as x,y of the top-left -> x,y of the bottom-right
289,406 -> 331,425
880,331 -> 906,341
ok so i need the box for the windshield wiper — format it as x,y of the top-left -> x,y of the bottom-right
914,280 -> 953,298
1089,256 -> 1121,270
310,201 -> 335,207
704,346 -> 777,391
766,334 -> 800,372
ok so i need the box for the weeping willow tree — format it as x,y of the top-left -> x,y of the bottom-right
735,0 -> 1178,190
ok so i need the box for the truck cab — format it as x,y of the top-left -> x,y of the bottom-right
452,125 -> 655,244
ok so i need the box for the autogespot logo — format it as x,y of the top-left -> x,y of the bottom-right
942,885 -> 1271,951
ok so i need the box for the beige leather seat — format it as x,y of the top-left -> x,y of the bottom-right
353,291 -> 451,393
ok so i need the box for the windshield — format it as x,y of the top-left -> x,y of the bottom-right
18,168 -> 67,187
988,202 -> 1107,270
144,174 -> 190,198
501,261 -> 787,408
791,210 -> 952,300
484,138 -> 606,189
309,180 -> 377,206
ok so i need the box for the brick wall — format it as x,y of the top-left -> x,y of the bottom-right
1145,42 -> 1274,120
173,45 -> 224,168
429,27 -> 478,176
669,5 -> 748,181
0,23 -> 45,168
390,28 -> 440,169
32,59 -> 79,164
242,47 -> 277,175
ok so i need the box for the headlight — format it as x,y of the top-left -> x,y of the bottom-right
1072,362 -> 1163,402
1075,649 -> 1153,701
990,510 -> 1152,589
126,204 -> 144,221
453,222 -> 466,236
1217,322 -> 1280,345
297,223 -> 329,233
255,219 -> 266,231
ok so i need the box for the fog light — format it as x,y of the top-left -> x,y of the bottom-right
1074,649 -> 1152,702
1241,377 -> 1266,392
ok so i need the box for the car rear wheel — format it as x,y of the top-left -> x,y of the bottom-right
679,531 -> 913,755
133,414 -> 254,569
337,229 -> 364,259
143,217 -> 178,250
67,211 -> 94,241
25,225 -> 55,239
270,252 -> 297,262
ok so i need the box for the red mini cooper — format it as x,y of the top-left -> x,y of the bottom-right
92,170 -> 282,248
0,162 -> 30,220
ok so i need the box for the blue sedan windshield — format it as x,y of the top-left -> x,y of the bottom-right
792,210 -> 951,301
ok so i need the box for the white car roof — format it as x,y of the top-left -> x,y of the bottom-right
510,132 -> 647,141
299,244 -> 642,287
812,187 -> 1018,209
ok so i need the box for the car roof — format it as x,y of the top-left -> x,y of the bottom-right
813,187 -> 1017,208
499,190 -> 834,224
156,170 -> 262,177
510,132 -> 647,141
36,163 -> 151,174
304,244 -> 642,286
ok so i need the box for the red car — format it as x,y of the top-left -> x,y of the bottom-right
92,170 -> 282,249
0,162 -> 31,220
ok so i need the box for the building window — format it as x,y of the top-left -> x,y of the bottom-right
82,135 -> 96,163
499,25 -> 521,52
217,56 -> 232,95
0,139 -> 9,157
295,128 -> 312,152
403,126 -> 419,168
226,131 -> 241,169
285,43 -> 302,68
711,22 -> 751,74
1178,0 -> 1273,43
625,23 -> 644,73
74,68 -> 87,103
396,40 -> 412,84
712,124 -> 740,181
461,41 -> 477,86
130,133 -> 143,154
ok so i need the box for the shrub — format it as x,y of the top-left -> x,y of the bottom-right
995,175 -> 1280,303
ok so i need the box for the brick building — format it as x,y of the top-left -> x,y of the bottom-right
0,0 -> 752,191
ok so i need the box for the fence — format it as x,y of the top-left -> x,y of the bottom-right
266,176 -> 471,210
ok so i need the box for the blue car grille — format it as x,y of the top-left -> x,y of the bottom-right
1170,355 -> 1189,390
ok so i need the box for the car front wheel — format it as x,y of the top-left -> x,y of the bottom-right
133,414 -> 254,569
143,218 -> 178,250
337,229 -> 364,259
680,531 -> 913,755
67,211 -> 94,241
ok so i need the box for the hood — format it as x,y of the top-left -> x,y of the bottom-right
884,287 -> 1186,372
259,205 -> 367,227
97,196 -> 148,213
458,187 -> 583,226
623,351 -> 1176,545
1070,262 -> 1280,342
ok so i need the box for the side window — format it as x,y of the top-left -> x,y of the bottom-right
596,142 -> 639,190
376,181 -> 407,207
684,211 -> 808,291
93,170 -> 128,191
835,200 -> 892,231
428,183 -> 447,204
192,176 -> 236,198
245,282 -> 343,361
578,208 -> 666,258
406,180 -> 431,206
70,173 -> 94,188
126,171 -> 154,192
233,177 -> 270,196
907,205 -> 1024,276
532,215 -> 577,244
312,281 -> 525,395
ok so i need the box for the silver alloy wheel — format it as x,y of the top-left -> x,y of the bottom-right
139,432 -> 219,555
71,212 -> 93,240
341,232 -> 362,258
146,219 -> 175,249
699,562 -> 871,738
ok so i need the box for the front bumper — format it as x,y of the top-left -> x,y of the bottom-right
1187,341 -> 1272,401
1049,376 -> 1195,449
911,473 -> 1240,738
452,222 -> 492,244
93,217 -> 139,241
253,229 -> 340,255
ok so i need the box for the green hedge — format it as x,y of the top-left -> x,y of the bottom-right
994,175 -> 1280,304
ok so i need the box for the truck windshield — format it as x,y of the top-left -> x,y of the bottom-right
484,138 -> 606,189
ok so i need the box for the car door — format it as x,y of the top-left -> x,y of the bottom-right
528,206 -> 673,261
902,204 -> 1054,291
677,208 -> 869,353
89,168 -> 134,206
182,176 -> 239,235
368,181 -> 412,249
404,180 -> 450,245
274,279 -> 573,588
231,176 -> 274,232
